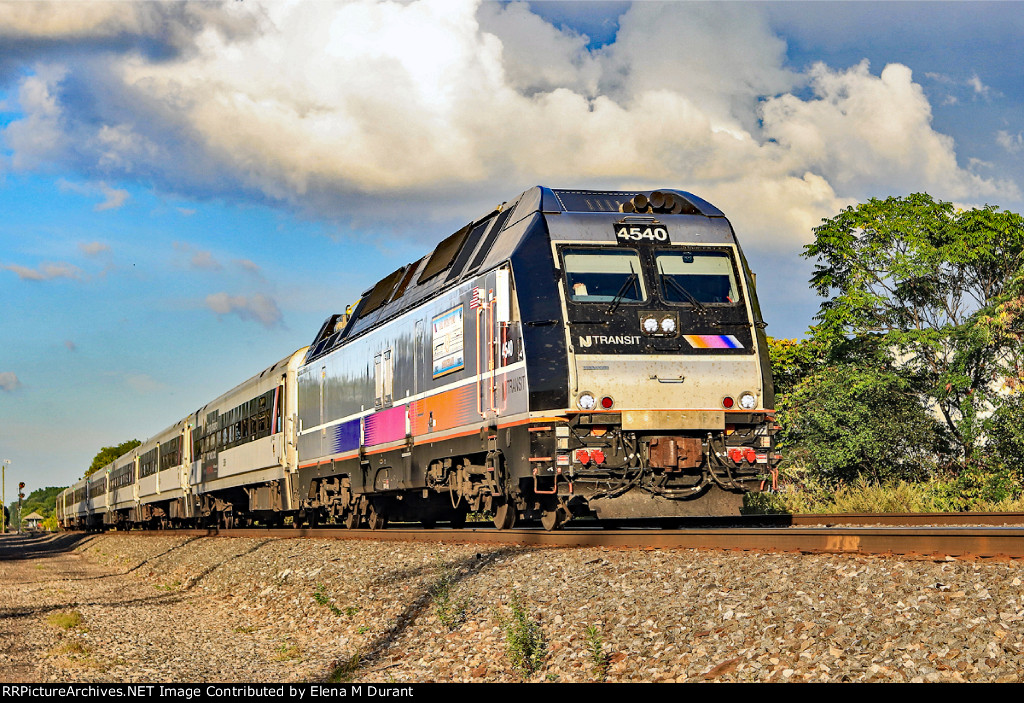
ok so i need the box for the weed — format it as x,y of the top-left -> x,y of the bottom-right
274,643 -> 302,661
233,625 -> 257,634
46,611 -> 84,630
329,653 -> 361,683
345,606 -> 359,618
430,558 -> 470,630
586,624 -> 609,680
154,580 -> 181,592
496,591 -> 545,676
357,625 -> 369,635
49,640 -> 91,657
313,583 -> 346,617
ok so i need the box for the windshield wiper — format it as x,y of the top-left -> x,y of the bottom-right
606,272 -> 639,315
661,273 -> 708,314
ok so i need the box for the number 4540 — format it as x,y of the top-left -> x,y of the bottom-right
615,225 -> 669,242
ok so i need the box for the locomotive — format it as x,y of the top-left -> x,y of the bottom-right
58,186 -> 780,531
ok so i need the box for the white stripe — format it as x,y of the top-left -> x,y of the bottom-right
298,360 -> 527,436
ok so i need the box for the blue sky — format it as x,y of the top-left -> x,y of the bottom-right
1,1 -> 1022,495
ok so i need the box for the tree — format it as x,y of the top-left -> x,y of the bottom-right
805,194 -> 1024,465
6,486 -> 64,529
85,439 -> 141,478
766,335 -> 830,398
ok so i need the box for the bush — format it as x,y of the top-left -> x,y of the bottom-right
778,364 -> 947,485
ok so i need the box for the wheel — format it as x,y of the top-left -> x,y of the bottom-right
541,507 -> 568,532
367,505 -> 386,531
493,502 -> 516,530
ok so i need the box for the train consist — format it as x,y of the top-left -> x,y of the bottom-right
57,187 -> 780,531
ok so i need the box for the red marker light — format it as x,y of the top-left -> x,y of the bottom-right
723,397 -> 734,408
601,396 -> 614,409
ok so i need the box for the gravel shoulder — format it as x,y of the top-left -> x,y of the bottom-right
1,531 -> 1023,683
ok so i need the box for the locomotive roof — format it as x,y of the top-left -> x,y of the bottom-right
304,186 -> 736,364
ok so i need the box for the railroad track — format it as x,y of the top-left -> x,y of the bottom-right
94,511 -> 1024,559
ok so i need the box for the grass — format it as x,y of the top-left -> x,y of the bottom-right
46,640 -> 102,669
51,640 -> 90,656
46,611 -> 84,630
274,643 -> 302,661
496,591 -> 545,676
328,653 -> 361,683
430,557 -> 470,631
744,471 -> 1024,515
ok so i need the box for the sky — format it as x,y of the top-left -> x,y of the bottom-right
1,0 -> 1022,496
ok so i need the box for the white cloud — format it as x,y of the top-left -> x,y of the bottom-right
79,241 -> 110,256
0,0 -> 1017,246
759,61 -> 1018,203
2,261 -> 81,281
997,131 -> 1024,155
235,259 -> 262,275
173,241 -> 222,271
206,292 -> 282,328
57,179 -> 130,211
0,372 -> 21,392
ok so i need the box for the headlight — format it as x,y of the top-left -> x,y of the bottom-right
660,316 -> 676,334
642,316 -> 659,333
577,392 -> 596,410
738,392 -> 757,410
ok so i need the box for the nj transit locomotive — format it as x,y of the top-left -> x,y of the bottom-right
58,187 -> 780,531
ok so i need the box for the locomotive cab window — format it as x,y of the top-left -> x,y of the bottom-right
563,249 -> 647,303
655,250 -> 740,305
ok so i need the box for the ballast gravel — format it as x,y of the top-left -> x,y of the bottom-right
1,532 -> 1023,683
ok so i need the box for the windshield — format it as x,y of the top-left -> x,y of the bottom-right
656,251 -> 739,305
563,249 -> 647,303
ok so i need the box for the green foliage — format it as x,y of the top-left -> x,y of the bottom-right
746,471 -> 1024,515
778,364 -> 946,484
47,610 -> 84,629
329,653 -> 361,683
800,194 -> 1024,474
767,335 -> 830,397
806,195 -> 1024,458
85,439 -> 141,478
497,591 -> 545,676
982,395 -> 1024,472
312,584 -> 345,617
430,558 -> 470,631
7,486 -> 64,529
585,625 -> 609,680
